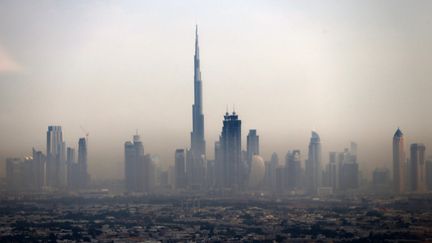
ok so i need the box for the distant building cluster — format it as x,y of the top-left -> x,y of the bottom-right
392,128 -> 432,194
4,27 -> 432,197
5,126 -> 89,191
122,26 -> 432,196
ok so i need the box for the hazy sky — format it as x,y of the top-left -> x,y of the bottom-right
1,0 -> 432,179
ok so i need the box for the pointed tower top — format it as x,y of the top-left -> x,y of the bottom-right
394,128 -> 403,137
195,25 -> 199,59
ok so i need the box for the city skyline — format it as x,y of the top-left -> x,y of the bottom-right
2,2 -> 432,242
1,1 -> 432,180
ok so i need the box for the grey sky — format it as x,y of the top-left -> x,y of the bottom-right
1,0 -> 432,179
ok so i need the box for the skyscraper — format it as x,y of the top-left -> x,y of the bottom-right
246,129 -> 259,164
214,141 -> 223,187
78,137 -> 89,188
46,126 -> 66,188
174,149 -> 187,189
190,25 -> 206,160
305,131 -> 322,194
124,134 -> 153,193
393,128 -> 406,193
219,112 -> 242,188
124,134 -> 144,192
285,150 -> 302,190
31,148 -> 46,190
327,152 -> 338,191
66,147 -> 78,189
409,143 -> 426,192
6,158 -> 23,191
137,154 -> 154,193
339,148 -> 359,191
6,149 -> 46,192
265,152 -> 279,190
186,26 -> 207,189
67,147 -> 76,164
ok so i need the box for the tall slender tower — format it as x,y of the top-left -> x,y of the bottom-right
46,126 -> 66,188
393,128 -> 405,193
191,25 -> 206,159
306,131 -> 322,194
246,129 -> 260,163
78,137 -> 89,188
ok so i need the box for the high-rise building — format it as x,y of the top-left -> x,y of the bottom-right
67,147 -> 75,164
124,134 -> 144,192
6,158 -> 23,191
264,152 -> 279,190
219,112 -> 242,188
214,141 -> 223,187
31,148 -> 46,190
339,147 -> 359,191
339,151 -> 359,191
285,150 -> 302,190
137,154 -> 155,193
327,152 -> 338,191
6,149 -> 46,192
246,129 -> 259,164
187,25 -> 207,189
190,25 -> 206,160
124,134 -> 154,193
185,148 -> 206,189
305,131 -> 322,194
78,137 -> 89,188
66,138 -> 89,190
174,149 -> 187,189
124,141 -> 136,191
46,126 -> 66,188
409,143 -> 426,192
393,128 -> 406,193
66,147 -> 78,189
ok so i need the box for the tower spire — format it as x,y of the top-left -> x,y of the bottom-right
195,25 -> 199,60
191,25 -> 206,158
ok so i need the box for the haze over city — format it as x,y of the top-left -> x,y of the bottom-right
1,0 -> 432,180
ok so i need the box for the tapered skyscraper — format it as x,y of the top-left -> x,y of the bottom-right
393,128 -> 405,193
190,25 -> 206,159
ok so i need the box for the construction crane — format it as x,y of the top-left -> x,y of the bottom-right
80,126 -> 89,142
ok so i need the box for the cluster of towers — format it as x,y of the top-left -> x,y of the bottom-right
125,26 -> 431,196
6,126 -> 89,191
392,128 -> 432,193
124,134 -> 159,193
166,26 -> 360,194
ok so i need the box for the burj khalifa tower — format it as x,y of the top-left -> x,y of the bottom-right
190,25 -> 206,159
